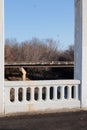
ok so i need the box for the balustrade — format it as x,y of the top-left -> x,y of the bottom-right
4,80 -> 80,114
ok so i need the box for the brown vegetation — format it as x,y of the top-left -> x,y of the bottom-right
5,38 -> 74,63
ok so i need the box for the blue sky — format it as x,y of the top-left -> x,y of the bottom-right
5,0 -> 74,49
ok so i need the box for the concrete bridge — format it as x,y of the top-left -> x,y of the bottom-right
0,0 -> 87,115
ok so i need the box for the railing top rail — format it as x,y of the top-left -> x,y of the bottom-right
5,80 -> 80,87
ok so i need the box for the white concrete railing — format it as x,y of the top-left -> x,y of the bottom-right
4,80 -> 80,114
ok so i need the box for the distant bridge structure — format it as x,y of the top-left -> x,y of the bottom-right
5,61 -> 74,68
5,61 -> 74,81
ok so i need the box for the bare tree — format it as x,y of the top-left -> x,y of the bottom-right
5,38 -> 74,63
5,39 -> 12,63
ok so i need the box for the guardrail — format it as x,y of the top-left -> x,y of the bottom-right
4,80 -> 80,114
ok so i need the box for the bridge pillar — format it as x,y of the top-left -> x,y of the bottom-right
19,67 -> 27,81
74,0 -> 87,108
0,0 -> 4,114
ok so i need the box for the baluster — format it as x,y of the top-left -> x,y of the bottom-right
68,85 -> 71,100
7,88 -> 10,103
31,87 -> 34,101
23,87 -> 26,102
54,86 -> 57,101
39,86 -> 42,101
46,86 -> 49,101
15,87 -> 18,102
61,86 -> 64,100
75,85 -> 78,100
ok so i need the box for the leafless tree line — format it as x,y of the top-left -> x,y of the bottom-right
5,38 -> 74,63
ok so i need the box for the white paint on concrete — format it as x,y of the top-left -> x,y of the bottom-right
0,0 -> 4,115
4,80 -> 80,114
74,0 -> 87,107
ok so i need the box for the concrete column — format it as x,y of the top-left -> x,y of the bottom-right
74,0 -> 87,107
0,0 -> 4,115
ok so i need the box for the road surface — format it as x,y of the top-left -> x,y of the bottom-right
0,110 -> 87,130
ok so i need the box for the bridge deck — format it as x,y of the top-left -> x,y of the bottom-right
0,110 -> 87,130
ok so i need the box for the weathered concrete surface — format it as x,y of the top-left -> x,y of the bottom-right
74,0 -> 87,107
0,110 -> 87,130
4,80 -> 80,114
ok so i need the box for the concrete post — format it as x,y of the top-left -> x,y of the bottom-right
74,0 -> 87,108
0,0 -> 4,114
